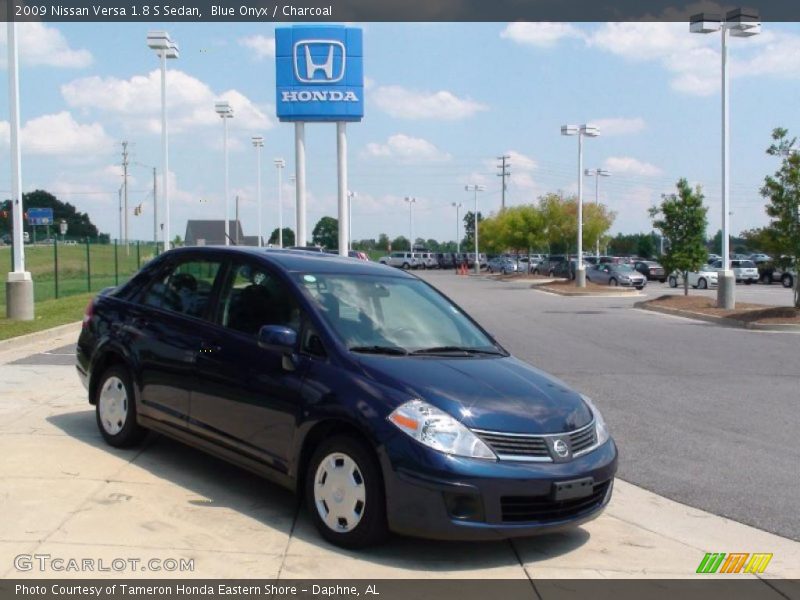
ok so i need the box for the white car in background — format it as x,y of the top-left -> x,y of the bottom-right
709,259 -> 760,284
668,268 -> 719,290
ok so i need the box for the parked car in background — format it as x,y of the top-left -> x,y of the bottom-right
634,261 -> 666,283
552,259 -> 577,280
667,268 -> 718,289
348,250 -> 369,261
706,253 -> 721,264
709,259 -> 759,284
78,246 -> 617,547
587,264 -> 646,289
750,253 -> 772,263
466,253 -> 487,269
487,257 -> 519,275
534,255 -> 566,276
379,252 -> 418,270
418,252 -> 438,269
436,252 -> 456,269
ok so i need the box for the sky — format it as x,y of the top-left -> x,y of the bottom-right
1,21 -> 800,245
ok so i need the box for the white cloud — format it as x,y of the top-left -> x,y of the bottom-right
371,85 -> 487,120
0,23 -> 92,69
506,149 -> 537,172
604,156 -> 663,177
0,112 -> 112,157
500,22 -> 585,47
364,134 -> 451,163
591,117 -> 647,136
238,35 -> 275,60
61,70 -> 273,134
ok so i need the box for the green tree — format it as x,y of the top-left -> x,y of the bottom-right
463,211 -> 483,249
376,233 -> 390,251
311,216 -> 338,249
391,235 -> 409,251
761,127 -> 800,307
636,235 -> 655,259
268,227 -> 295,246
1,189 -> 104,240
650,179 -> 708,296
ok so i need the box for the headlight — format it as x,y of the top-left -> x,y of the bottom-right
580,395 -> 610,447
388,399 -> 497,460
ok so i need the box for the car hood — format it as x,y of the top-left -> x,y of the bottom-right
357,355 -> 592,434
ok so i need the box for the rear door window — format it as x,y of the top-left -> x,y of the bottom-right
141,258 -> 223,320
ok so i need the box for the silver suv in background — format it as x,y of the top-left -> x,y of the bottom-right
379,252 -> 418,270
416,252 -> 438,269
709,259 -> 759,284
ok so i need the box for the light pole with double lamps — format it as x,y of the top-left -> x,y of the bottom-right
584,168 -> 611,262
465,185 -> 485,275
214,101 -> 234,245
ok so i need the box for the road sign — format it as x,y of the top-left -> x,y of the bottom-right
27,207 -> 54,226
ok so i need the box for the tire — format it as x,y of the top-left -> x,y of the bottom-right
609,278 -> 618,287
698,278 -> 708,290
487,267 -> 493,273
401,263 -> 410,270
668,276 -> 678,288
659,279 -> 666,284
95,365 -> 146,448
305,435 -> 387,549
761,273 -> 771,285
782,274 -> 793,288
745,279 -> 752,286
533,268 -> 540,275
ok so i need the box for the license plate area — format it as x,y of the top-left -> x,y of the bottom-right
552,477 -> 594,501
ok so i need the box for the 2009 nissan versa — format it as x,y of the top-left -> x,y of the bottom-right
77,247 -> 617,548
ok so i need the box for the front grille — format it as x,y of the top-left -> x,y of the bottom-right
475,422 -> 597,461
500,480 -> 611,523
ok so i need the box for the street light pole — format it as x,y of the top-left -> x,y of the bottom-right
690,8 -> 761,309
585,168 -> 611,261
5,20 -> 33,320
274,159 -> 285,248
404,197 -> 416,251
147,31 -> 178,250
561,124 -> 600,287
465,185 -> 485,275
252,137 -> 264,247
451,202 -> 462,253
347,191 -> 355,251
214,101 -> 234,245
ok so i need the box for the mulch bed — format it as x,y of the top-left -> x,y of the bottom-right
645,294 -> 800,325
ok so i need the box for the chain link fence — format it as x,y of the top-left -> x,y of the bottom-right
1,239 -> 163,306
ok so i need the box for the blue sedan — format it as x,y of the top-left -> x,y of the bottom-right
76,247 -> 617,548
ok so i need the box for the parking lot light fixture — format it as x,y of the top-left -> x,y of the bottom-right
274,158 -> 286,248
214,101 -> 234,245
465,185 -> 485,275
585,168 -> 611,261
690,8 -> 761,309
404,197 -> 416,251
348,191 -> 356,251
562,124 -> 600,287
451,202 -> 463,253
252,137 -> 264,247
147,31 -> 178,250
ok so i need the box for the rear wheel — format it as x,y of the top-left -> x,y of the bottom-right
305,435 -> 387,549
782,274 -> 794,288
95,365 -> 146,448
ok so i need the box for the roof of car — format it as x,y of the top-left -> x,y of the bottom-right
162,246 -> 413,277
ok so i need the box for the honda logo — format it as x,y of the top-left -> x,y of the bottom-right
293,40 -> 346,84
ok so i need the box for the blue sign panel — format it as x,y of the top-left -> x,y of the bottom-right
27,208 -> 54,226
275,25 -> 364,122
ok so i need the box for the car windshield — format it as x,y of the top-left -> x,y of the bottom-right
295,273 -> 500,355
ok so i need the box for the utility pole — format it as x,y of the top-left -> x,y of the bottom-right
497,155 -> 511,211
122,141 -> 129,254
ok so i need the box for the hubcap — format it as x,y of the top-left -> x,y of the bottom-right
313,452 -> 366,533
98,376 -> 128,436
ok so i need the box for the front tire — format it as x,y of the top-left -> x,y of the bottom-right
402,262 -> 410,270
95,365 -> 146,448
305,435 -> 387,549
609,278 -> 618,287
698,278 -> 708,290
782,274 -> 794,288
668,276 -> 678,288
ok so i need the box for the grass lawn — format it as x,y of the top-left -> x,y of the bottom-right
0,293 -> 92,341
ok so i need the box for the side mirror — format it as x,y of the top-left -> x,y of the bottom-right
257,325 -> 297,354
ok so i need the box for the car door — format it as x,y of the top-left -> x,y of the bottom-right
189,259 -> 309,473
595,265 -> 612,284
129,254 -> 225,429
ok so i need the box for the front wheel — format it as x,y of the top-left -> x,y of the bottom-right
668,276 -> 678,288
609,278 -> 618,287
401,263 -> 410,270
698,278 -> 708,290
782,274 -> 794,288
305,435 -> 387,549
95,365 -> 146,448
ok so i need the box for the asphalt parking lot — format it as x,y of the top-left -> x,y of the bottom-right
0,276 -> 798,581
417,271 -> 800,541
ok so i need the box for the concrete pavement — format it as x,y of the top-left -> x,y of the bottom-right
1,322 -> 798,581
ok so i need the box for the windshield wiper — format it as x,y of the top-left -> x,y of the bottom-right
349,345 -> 409,356
410,346 -> 504,356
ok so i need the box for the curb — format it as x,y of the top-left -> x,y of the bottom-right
536,286 -> 644,298
635,302 -> 800,332
0,321 -> 82,353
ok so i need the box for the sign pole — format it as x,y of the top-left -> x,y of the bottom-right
295,122 -> 307,246
337,121 -> 349,256
5,20 -> 34,320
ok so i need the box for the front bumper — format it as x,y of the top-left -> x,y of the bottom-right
379,436 -> 618,541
